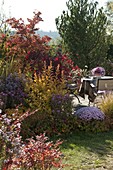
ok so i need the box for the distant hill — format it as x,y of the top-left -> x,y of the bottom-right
37,30 -> 60,39
10,30 -> 60,39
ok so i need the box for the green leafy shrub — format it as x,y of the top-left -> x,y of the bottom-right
21,82 -> 77,137
76,119 -> 109,132
50,93 -> 76,134
20,111 -> 53,139
20,95 -> 77,138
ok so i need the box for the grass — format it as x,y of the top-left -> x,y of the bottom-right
59,130 -> 113,170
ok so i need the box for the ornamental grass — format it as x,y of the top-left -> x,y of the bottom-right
98,92 -> 113,118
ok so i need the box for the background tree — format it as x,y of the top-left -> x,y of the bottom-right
103,0 -> 113,74
0,0 -> 11,33
0,0 -> 11,59
105,0 -> 113,34
55,0 -> 109,70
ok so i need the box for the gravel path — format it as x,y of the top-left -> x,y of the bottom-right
72,94 -> 103,111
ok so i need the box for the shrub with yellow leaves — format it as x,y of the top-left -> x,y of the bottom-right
20,62 -> 74,138
26,61 -> 68,112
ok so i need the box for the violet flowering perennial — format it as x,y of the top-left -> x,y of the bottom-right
51,94 -> 71,108
51,93 -> 73,114
0,72 -> 27,108
75,107 -> 105,121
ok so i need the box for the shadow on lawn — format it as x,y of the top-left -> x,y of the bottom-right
60,130 -> 113,157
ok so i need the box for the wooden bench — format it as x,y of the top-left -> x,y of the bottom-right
97,78 -> 113,91
79,76 -> 113,105
95,77 -> 113,97
79,77 -> 97,104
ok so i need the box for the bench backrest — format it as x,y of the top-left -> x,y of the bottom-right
97,79 -> 113,91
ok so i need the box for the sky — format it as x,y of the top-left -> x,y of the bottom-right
0,0 -> 108,32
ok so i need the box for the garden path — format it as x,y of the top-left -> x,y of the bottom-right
72,94 -> 103,111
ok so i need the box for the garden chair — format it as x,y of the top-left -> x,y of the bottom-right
79,77 -> 97,105
66,83 -> 81,104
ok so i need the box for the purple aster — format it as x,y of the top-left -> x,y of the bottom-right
74,106 -> 105,121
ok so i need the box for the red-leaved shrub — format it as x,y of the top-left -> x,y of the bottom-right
0,109 -> 64,170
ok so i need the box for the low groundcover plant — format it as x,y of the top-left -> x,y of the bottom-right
75,106 -> 105,121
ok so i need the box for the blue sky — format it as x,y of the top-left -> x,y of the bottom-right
0,0 -> 108,31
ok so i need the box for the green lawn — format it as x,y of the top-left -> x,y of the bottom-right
60,131 -> 113,170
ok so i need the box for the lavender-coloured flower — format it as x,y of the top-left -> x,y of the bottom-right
91,67 -> 105,76
74,106 -> 105,121
0,72 -> 27,108
51,93 -> 73,114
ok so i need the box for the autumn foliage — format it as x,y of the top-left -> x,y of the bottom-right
5,11 -> 51,57
0,10 -> 81,170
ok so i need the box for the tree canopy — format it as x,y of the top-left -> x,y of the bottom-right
55,0 -> 109,70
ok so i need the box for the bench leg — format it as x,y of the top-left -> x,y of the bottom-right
74,94 -> 81,103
